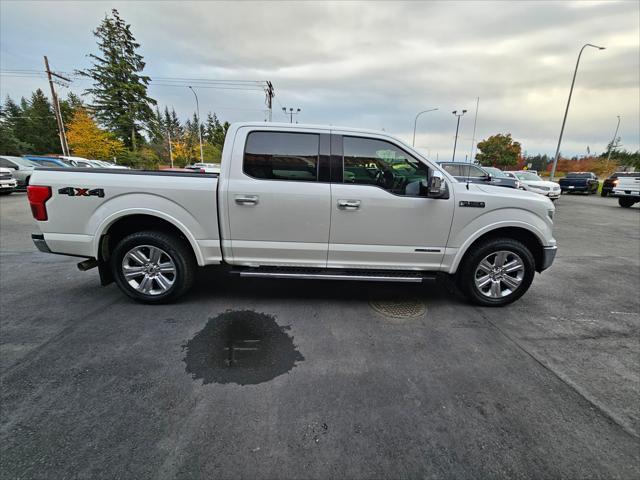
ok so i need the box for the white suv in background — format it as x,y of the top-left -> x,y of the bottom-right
0,167 -> 18,194
505,171 -> 561,201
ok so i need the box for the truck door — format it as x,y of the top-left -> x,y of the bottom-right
327,133 -> 454,270
223,127 -> 331,267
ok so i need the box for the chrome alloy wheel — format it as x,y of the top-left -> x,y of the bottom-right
473,250 -> 525,298
121,245 -> 176,295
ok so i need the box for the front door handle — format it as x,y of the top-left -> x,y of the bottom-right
337,199 -> 361,210
235,195 -> 259,206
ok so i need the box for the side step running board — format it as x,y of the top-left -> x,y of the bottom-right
232,269 -> 436,283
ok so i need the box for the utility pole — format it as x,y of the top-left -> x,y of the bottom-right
606,115 -> 621,162
265,81 -> 274,122
282,107 -> 301,123
167,128 -> 174,168
469,97 -> 480,163
44,56 -> 70,156
451,109 -> 467,161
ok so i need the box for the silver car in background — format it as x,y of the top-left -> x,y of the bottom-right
0,156 -> 37,188
505,171 -> 561,201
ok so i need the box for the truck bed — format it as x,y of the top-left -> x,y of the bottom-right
29,168 -> 222,265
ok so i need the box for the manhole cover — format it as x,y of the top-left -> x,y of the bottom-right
369,299 -> 426,319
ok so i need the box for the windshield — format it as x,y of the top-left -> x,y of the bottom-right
515,172 -> 542,181
566,172 -> 591,178
10,157 -> 38,167
482,167 -> 507,178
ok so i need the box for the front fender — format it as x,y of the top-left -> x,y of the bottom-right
445,208 -> 553,274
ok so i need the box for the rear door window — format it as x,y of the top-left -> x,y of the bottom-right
244,131 -> 320,182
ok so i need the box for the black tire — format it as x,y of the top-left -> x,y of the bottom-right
111,230 -> 196,304
618,197 -> 635,208
457,238 -> 536,307
24,176 -> 31,187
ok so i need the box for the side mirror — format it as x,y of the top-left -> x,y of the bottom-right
422,171 -> 448,199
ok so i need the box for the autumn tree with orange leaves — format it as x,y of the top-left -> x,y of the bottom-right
66,108 -> 125,160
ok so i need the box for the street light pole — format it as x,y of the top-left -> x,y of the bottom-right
412,108 -> 438,147
451,109 -> 467,161
550,43 -> 605,180
606,115 -> 621,162
188,86 -> 204,163
282,107 -> 301,123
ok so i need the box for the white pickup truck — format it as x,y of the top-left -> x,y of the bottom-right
28,122 -> 557,306
612,175 -> 640,208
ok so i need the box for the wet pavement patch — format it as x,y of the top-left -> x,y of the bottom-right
182,310 -> 304,385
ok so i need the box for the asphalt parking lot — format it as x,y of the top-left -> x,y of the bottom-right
1,192 -> 638,479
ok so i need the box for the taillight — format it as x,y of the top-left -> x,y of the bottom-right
27,185 -> 52,221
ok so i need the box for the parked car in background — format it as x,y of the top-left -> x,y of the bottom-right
60,156 -> 97,168
23,156 -> 70,168
504,171 -> 561,201
0,167 -> 17,194
601,172 -> 640,197
187,162 -> 221,173
87,160 -> 130,169
438,162 -> 520,189
0,156 -> 37,188
558,172 -> 599,194
479,166 -> 523,190
612,175 -> 640,208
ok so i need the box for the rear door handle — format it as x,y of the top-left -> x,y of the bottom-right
235,195 -> 259,206
337,199 -> 361,210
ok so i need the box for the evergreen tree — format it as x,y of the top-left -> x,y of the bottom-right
204,112 -> 220,145
3,96 -> 30,144
164,107 -> 182,140
0,101 -> 33,154
23,89 -> 60,154
78,8 -> 156,150
59,92 -> 85,126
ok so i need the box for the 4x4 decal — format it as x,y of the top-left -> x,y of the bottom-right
58,187 -> 105,198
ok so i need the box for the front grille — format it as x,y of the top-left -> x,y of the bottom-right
0,174 -> 12,180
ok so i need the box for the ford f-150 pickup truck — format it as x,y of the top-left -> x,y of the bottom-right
612,175 -> 640,208
558,172 -> 599,194
28,122 -> 557,306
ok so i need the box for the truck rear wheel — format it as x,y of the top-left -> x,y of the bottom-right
458,238 -> 535,307
111,230 -> 195,304
618,197 -> 635,208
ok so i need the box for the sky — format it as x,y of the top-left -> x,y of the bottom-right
1,0 -> 638,160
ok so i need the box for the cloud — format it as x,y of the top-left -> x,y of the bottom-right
1,0 -> 638,158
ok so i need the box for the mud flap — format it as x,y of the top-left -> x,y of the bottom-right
98,261 -> 114,286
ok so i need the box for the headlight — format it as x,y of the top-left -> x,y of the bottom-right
547,209 -> 554,221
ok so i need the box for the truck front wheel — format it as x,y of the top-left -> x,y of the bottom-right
458,238 -> 535,307
111,230 -> 195,304
618,197 -> 635,208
